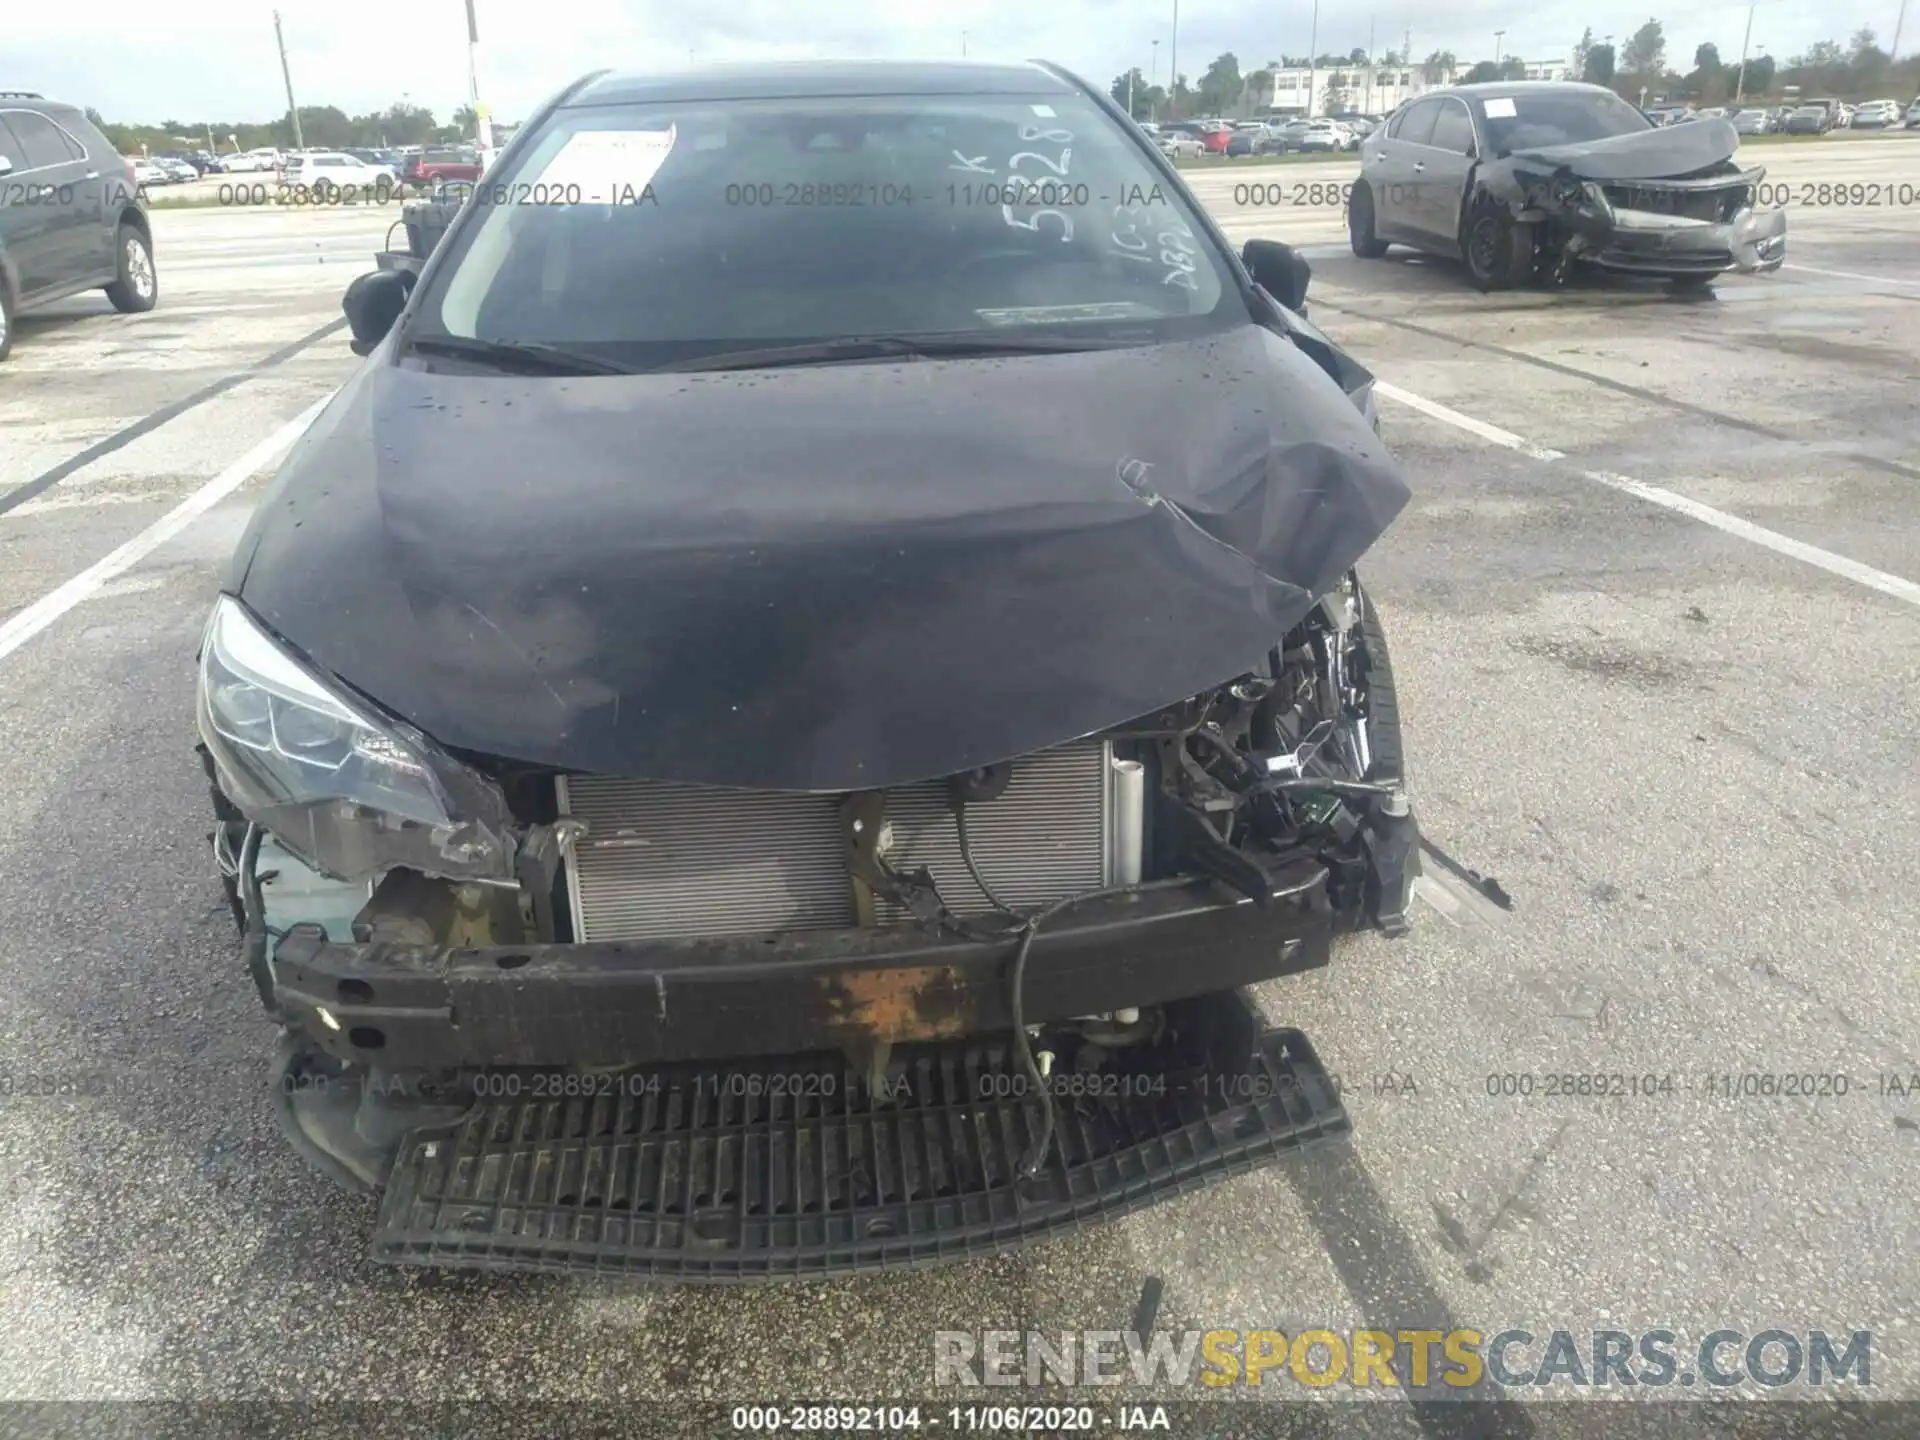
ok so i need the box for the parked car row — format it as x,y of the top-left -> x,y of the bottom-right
1659,97 -> 1917,135
1142,115 -> 1374,159
116,144 -> 478,191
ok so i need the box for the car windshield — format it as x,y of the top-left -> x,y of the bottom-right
1477,89 -> 1654,154
414,92 -> 1236,369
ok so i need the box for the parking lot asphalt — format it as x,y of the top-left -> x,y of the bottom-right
1,135 -> 1917,1430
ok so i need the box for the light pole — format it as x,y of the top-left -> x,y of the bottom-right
1150,40 -> 1160,119
1890,0 -> 1907,60
1170,0 -> 1179,118
1494,29 -> 1506,65
464,0 -> 494,171
272,10 -> 303,151
961,30 -> 968,57
1365,16 -> 1376,112
1734,2 -> 1756,103
1307,0 -> 1319,116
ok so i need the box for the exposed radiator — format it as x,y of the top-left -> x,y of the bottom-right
557,741 -> 1121,943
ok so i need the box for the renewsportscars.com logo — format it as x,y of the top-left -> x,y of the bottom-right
933,1328 -> 1873,1390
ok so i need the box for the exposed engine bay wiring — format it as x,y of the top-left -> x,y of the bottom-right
916,573 -> 1404,1178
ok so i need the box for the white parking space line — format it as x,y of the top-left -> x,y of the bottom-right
0,395 -> 333,666
1783,261 -> 1920,287
1375,380 -> 1920,609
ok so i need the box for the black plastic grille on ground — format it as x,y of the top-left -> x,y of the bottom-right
371,1028 -> 1349,1280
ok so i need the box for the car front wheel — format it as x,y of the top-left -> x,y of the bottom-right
1348,181 -> 1390,258
1463,198 -> 1534,292
104,224 -> 158,313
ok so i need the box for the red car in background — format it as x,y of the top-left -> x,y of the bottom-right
1160,120 -> 1233,154
402,147 -> 484,185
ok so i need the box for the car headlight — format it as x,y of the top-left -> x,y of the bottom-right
196,595 -> 518,885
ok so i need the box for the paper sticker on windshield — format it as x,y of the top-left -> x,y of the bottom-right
975,301 -> 1160,326
1482,98 -> 1517,118
538,126 -> 676,204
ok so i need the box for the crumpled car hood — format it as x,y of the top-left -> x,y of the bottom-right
1507,117 -> 1740,180
231,323 -> 1410,791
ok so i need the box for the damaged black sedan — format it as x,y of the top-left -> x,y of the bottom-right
197,60 -> 1417,1280
1349,81 -> 1787,290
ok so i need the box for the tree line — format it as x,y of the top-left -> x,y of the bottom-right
1112,24 -> 1920,119
84,101 -> 490,156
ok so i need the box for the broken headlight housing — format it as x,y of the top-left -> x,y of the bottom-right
195,595 -> 517,884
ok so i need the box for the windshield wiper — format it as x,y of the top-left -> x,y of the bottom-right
647,333 -> 1127,374
405,334 -> 638,376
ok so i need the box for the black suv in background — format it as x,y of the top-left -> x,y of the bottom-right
0,90 -> 157,362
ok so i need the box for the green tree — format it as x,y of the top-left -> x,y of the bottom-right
1573,27 -> 1595,77
1848,26 -> 1888,86
1322,74 -> 1349,114
379,101 -> 440,146
1620,19 -> 1666,78
1245,69 -> 1274,112
1462,60 -> 1502,84
1792,39 -> 1844,67
1582,44 -> 1616,84
1745,55 -> 1776,93
1109,69 -> 1158,118
453,104 -> 478,137
1687,42 -> 1725,101
293,105 -> 353,146
1196,53 -> 1245,116
1347,47 -> 1368,65
1421,49 -> 1456,82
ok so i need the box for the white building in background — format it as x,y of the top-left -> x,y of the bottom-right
1518,56 -> 1576,81
1261,62 -> 1458,116
1260,53 -> 1574,116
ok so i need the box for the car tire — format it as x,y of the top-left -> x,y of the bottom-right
0,281 -> 14,363
1348,182 -> 1390,258
104,224 -> 158,314
1462,198 -> 1534,292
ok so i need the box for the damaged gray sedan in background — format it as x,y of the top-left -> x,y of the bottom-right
197,59 -> 1417,1280
1349,81 -> 1788,290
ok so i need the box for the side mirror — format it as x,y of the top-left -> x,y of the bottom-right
1242,239 -> 1312,313
342,270 -> 410,357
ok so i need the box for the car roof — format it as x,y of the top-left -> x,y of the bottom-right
1418,80 -> 1626,103
565,58 -> 1078,107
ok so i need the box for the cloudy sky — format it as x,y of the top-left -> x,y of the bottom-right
8,0 -> 1902,124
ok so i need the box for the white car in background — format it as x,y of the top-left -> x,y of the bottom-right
224,149 -> 283,173
128,157 -> 167,186
1294,119 -> 1353,152
1849,99 -> 1901,128
282,151 -> 395,195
